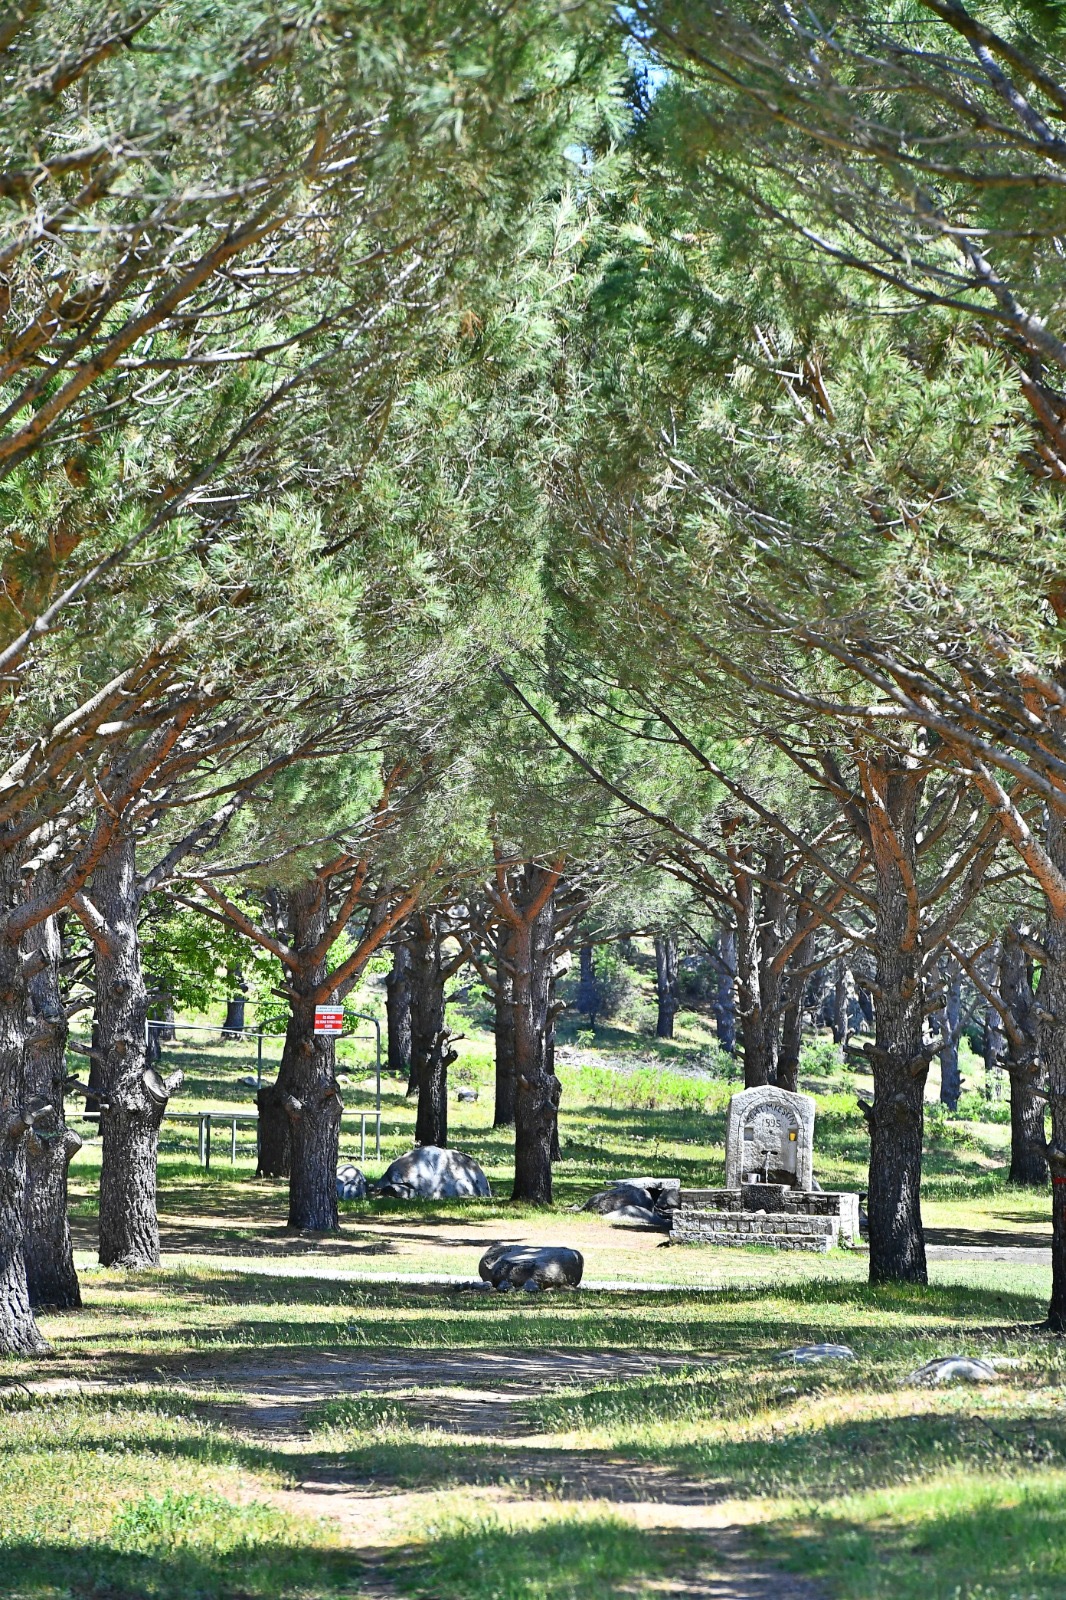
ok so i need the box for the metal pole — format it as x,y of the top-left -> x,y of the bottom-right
205,1113 -> 211,1171
257,1032 -> 262,1091
360,1113 -> 365,1164
231,1117 -> 237,1165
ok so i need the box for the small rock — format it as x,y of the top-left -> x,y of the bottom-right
237,1074 -> 259,1088
906,1355 -> 997,1386
457,1087 -> 479,1102
777,1343 -> 856,1364
479,1243 -> 584,1290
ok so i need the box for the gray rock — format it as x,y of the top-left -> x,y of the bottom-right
583,1178 -> 681,1221
906,1355 -> 997,1386
336,1163 -> 367,1200
604,1204 -> 671,1231
457,1087 -> 479,1102
370,1145 -> 491,1200
777,1343 -> 856,1363
583,1181 -> 656,1215
479,1243 -> 584,1290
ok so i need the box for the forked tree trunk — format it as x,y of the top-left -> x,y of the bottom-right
863,760 -> 928,1286
24,908 -> 81,1309
0,844 -> 47,1353
654,935 -> 680,1039
511,866 -> 560,1204
410,915 -> 453,1149
90,831 -> 178,1270
494,938 -> 517,1127
1000,928 -> 1047,1188
386,942 -> 412,1085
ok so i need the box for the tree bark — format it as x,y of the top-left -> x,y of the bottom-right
0,843 -> 47,1353
23,908 -> 81,1309
777,929 -> 813,1095
409,914 -> 454,1149
732,843 -> 785,1087
510,866 -> 560,1204
713,924 -> 736,1053
258,880 -> 341,1230
90,830 -> 178,1270
937,957 -> 963,1112
1040,809 -> 1066,1327
221,991 -> 246,1037
654,935 -> 680,1039
385,941 -> 412,1084
1000,928 -> 1047,1187
494,937 -> 517,1127
862,757 -> 928,1286
282,993 -> 341,1232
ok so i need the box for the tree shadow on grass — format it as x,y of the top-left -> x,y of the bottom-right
0,1537 -> 361,1600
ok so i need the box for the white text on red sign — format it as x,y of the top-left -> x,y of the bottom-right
313,1006 -> 344,1036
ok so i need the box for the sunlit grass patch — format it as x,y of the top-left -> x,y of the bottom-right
755,1470 -> 1066,1600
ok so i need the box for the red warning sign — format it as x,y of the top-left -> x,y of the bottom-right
313,1006 -> 344,1036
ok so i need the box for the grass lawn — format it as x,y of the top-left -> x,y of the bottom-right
4,999 -> 1058,1600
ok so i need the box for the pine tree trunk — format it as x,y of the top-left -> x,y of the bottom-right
221,993 -> 246,1037
511,867 -> 560,1204
0,844 -> 46,1353
1000,927 -> 1047,1187
386,942 -> 412,1083
261,880 -> 341,1230
410,915 -> 452,1148
713,924 -> 736,1053
733,844 -> 774,1086
1037,806 -> 1066,1329
493,939 -> 517,1127
863,760 -> 928,1286
24,908 -> 81,1309
830,960 -> 851,1047
654,935 -> 679,1039
256,1079 -> 291,1177
777,930 -> 813,1095
938,959 -> 963,1111
92,831 -> 176,1270
282,994 -> 341,1232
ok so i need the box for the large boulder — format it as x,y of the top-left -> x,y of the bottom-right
479,1243 -> 584,1290
371,1145 -> 491,1200
336,1163 -> 367,1200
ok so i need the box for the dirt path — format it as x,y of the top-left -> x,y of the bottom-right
135,1345 -> 824,1600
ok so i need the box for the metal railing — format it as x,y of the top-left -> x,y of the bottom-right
67,1011 -> 386,1167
